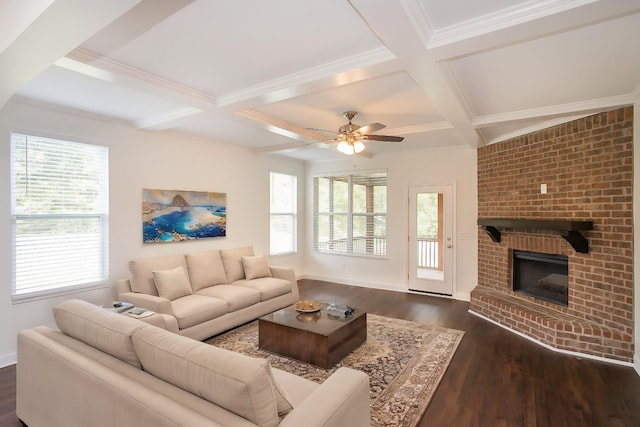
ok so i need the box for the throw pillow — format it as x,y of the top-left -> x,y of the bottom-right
152,265 -> 193,300
185,250 -> 227,291
242,255 -> 272,280
220,246 -> 254,282
128,255 -> 186,296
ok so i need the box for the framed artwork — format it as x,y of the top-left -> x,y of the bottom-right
142,188 -> 226,243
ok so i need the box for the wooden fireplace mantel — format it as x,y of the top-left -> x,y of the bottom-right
477,218 -> 594,253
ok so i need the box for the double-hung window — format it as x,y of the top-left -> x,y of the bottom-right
313,171 -> 387,256
11,133 -> 109,301
270,172 -> 297,255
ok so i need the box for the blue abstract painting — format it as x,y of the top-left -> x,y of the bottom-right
142,188 -> 226,243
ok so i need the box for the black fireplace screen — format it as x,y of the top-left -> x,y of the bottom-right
512,250 -> 568,306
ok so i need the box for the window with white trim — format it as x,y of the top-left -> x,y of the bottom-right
313,171 -> 387,256
270,172 -> 297,255
11,133 -> 109,301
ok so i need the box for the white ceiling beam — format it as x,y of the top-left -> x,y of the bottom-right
0,0 -> 55,54
218,48 -> 401,111
79,0 -> 196,54
134,107 -> 203,131
473,91 -> 639,128
428,0 -> 598,50
349,0 -> 481,148
57,49 -> 217,110
237,109 -> 329,143
417,0 -> 640,61
57,46 -> 402,133
382,121 -> 453,135
483,114 -> 591,146
0,0 -> 143,110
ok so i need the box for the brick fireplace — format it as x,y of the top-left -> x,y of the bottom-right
470,106 -> 634,363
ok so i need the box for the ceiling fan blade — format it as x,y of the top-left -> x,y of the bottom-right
363,135 -> 404,142
305,127 -> 336,134
358,122 -> 385,134
302,138 -> 334,147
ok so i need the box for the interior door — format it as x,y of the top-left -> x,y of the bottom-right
408,185 -> 454,296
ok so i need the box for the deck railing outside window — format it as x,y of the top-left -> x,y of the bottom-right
317,237 -> 439,269
417,238 -> 439,269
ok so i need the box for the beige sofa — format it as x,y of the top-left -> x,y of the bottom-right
17,299 -> 371,427
116,247 -> 299,340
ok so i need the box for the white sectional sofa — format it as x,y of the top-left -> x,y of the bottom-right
16,299 -> 371,427
116,247 -> 299,340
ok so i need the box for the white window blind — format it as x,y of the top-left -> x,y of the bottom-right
270,172 -> 297,255
11,133 -> 109,301
313,171 -> 387,256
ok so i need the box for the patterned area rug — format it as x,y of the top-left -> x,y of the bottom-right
206,314 -> 464,427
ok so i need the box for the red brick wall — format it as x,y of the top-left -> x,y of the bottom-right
475,106 -> 634,360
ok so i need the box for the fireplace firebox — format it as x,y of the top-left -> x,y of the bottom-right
512,250 -> 568,306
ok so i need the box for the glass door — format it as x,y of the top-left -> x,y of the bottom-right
408,185 -> 454,295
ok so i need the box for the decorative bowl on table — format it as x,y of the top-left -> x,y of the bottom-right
295,300 -> 322,312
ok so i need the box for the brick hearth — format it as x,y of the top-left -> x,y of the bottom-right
471,106 -> 634,363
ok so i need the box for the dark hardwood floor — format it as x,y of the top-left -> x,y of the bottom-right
2,279 -> 639,426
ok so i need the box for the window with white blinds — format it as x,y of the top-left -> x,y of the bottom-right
11,133 -> 109,301
313,171 -> 387,256
270,172 -> 297,255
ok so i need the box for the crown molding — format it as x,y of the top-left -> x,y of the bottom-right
472,91 -> 636,128
62,48 -> 218,108
218,47 -> 397,107
252,141 -> 308,154
9,95 -> 133,128
399,0 -> 434,51
237,109 -> 329,143
383,121 -> 453,135
135,107 -> 202,131
483,113 -> 591,146
428,0 -> 597,49
633,83 -> 640,101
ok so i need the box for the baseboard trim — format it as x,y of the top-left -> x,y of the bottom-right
634,354 -> 640,376
469,309 -> 635,369
0,352 -> 17,368
299,274 -> 406,293
299,274 -> 474,302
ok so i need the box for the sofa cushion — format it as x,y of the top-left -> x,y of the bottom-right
185,250 -> 228,291
153,265 -> 193,301
196,285 -> 261,312
132,326 -> 293,426
242,255 -> 272,280
220,246 -> 254,283
129,255 -> 187,296
53,299 -> 146,369
170,295 -> 228,329
234,277 -> 292,301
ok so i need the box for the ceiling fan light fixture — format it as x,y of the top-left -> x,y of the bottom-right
327,111 -> 402,155
337,140 -> 366,155
337,140 -> 355,155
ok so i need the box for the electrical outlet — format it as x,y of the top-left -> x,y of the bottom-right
540,183 -> 547,194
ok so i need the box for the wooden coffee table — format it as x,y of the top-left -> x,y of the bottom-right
258,304 -> 367,368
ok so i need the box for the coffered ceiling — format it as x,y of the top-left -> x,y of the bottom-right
3,0 -> 640,161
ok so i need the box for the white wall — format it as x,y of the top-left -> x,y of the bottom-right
304,146 -> 478,301
0,100 -> 305,366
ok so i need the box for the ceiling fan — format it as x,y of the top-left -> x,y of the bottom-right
316,111 -> 404,155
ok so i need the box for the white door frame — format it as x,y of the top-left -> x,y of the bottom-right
407,184 -> 456,297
